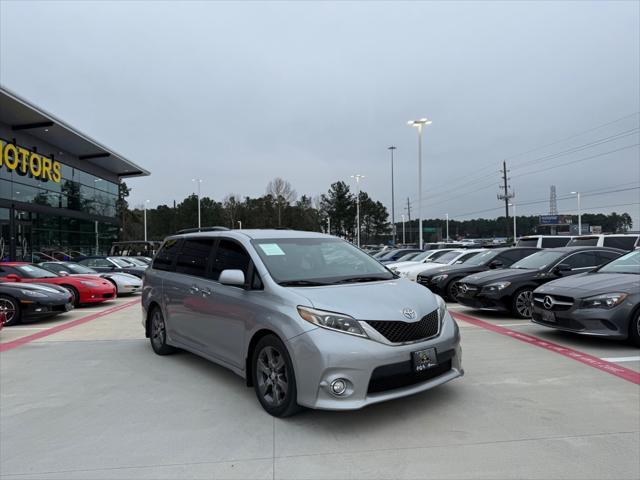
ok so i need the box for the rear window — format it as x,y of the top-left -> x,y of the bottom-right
568,237 -> 599,247
541,237 -> 571,248
602,236 -> 638,251
175,238 -> 215,277
516,238 -> 539,247
152,239 -> 181,271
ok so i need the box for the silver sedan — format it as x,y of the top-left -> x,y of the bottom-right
38,261 -> 142,295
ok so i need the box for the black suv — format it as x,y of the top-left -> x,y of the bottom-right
417,247 -> 540,301
455,247 -> 624,318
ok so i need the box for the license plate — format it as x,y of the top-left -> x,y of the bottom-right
412,348 -> 437,372
541,310 -> 555,323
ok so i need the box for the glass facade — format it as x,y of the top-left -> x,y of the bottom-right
1,159 -> 120,261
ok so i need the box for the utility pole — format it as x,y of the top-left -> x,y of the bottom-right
497,161 -> 514,239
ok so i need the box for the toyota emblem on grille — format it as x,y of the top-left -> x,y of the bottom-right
402,308 -> 417,320
543,295 -> 554,310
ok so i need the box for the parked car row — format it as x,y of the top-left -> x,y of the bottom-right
0,256 -> 148,326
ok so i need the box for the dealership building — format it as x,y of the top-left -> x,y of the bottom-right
0,86 -> 149,261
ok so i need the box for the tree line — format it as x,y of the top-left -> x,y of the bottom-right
117,179 -> 634,244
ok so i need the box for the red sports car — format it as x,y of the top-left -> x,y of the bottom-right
0,262 -> 116,306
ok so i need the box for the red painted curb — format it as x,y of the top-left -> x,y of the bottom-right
0,299 -> 141,353
452,311 -> 640,385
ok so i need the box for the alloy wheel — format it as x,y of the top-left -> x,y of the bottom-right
0,298 -> 16,323
515,290 -> 533,318
256,346 -> 289,407
151,310 -> 166,349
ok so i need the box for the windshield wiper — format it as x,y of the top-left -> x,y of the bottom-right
332,276 -> 390,284
278,280 -> 329,287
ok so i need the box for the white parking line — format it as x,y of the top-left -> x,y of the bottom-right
600,356 -> 640,363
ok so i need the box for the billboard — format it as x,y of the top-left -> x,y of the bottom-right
539,215 -> 572,226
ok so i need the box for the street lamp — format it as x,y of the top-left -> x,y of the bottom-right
388,146 -> 397,245
445,213 -> 449,242
144,200 -> 150,241
237,220 -> 242,230
407,118 -> 432,249
350,174 -> 365,247
571,191 -> 581,235
192,178 -> 203,229
509,203 -> 516,243
401,213 -> 406,244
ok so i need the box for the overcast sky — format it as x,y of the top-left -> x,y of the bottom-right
1,1 -> 639,227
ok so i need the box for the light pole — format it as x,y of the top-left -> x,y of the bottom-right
192,178 -> 202,229
350,174 -> 365,247
571,191 -> 581,234
144,200 -> 150,241
237,220 -> 242,229
408,118 -> 432,249
327,217 -> 331,235
509,203 -> 516,243
445,213 -> 449,242
388,146 -> 397,245
401,214 -> 406,244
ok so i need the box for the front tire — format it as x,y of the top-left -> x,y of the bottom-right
61,285 -> 80,307
512,288 -> 534,319
629,310 -> 640,348
149,307 -> 176,355
0,295 -> 21,326
252,335 -> 301,417
446,280 -> 461,302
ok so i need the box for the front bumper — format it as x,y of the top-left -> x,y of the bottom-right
286,311 -> 463,410
20,299 -> 73,318
118,284 -> 141,295
531,304 -> 632,339
78,285 -> 117,304
456,291 -> 509,312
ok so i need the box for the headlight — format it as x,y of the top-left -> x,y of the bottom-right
431,274 -> 448,283
483,281 -> 511,293
436,295 -> 448,322
297,306 -> 368,338
80,281 -> 99,287
581,293 -> 628,309
21,290 -> 48,298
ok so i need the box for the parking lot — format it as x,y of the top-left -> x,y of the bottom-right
1,296 -> 638,480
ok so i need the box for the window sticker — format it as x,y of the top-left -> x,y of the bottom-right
259,243 -> 285,256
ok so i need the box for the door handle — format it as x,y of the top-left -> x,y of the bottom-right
201,287 -> 213,297
188,285 -> 200,295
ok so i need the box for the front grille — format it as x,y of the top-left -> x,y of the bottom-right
417,277 -> 431,287
103,293 -> 115,299
368,358 -> 453,394
532,312 -> 584,330
532,294 -> 574,311
457,283 -> 479,297
366,309 -> 439,343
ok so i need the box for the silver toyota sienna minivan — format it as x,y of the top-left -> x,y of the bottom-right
142,229 -> 463,417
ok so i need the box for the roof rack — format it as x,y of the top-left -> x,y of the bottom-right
176,226 -> 230,234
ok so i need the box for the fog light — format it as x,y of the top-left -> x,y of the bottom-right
330,379 -> 347,396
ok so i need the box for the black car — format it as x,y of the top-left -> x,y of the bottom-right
416,247 -> 541,301
378,248 -> 424,264
531,250 -> 640,346
0,282 -> 73,326
76,256 -> 147,278
455,247 -> 625,318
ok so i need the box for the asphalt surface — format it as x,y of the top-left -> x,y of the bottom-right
1,296 -> 638,479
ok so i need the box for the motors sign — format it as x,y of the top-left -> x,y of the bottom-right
0,139 -> 62,183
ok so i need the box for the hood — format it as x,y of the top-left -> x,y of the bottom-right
419,263 -> 488,279
462,268 -> 535,285
536,272 -> 640,296
1,282 -> 68,294
386,260 -> 422,269
398,262 -> 447,275
291,279 -> 439,321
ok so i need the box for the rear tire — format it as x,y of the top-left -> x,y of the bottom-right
629,310 -> 640,348
0,295 -> 21,326
149,307 -> 176,355
252,335 -> 301,417
512,288 -> 534,319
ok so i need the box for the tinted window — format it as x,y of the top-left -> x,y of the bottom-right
511,250 -> 565,270
212,240 -> 250,281
541,237 -> 571,248
602,236 -> 638,251
153,239 -> 181,271
457,252 -> 481,263
516,238 -> 539,247
175,238 -> 215,277
562,252 -> 598,269
568,237 -> 599,246
82,258 -> 112,268
595,250 -> 622,265
598,250 -> 640,274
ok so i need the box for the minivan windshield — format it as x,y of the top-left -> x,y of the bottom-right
253,237 -> 394,285
511,250 -> 565,270
596,250 -> 640,274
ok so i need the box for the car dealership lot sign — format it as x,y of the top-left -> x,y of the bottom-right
0,139 -> 61,183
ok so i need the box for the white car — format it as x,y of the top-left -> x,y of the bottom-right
38,261 -> 142,295
386,248 -> 459,270
393,249 -> 486,281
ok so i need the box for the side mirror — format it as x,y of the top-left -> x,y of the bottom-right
59,271 -> 70,277
489,260 -> 503,269
554,263 -> 571,275
219,269 -> 245,287
5,274 -> 21,282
